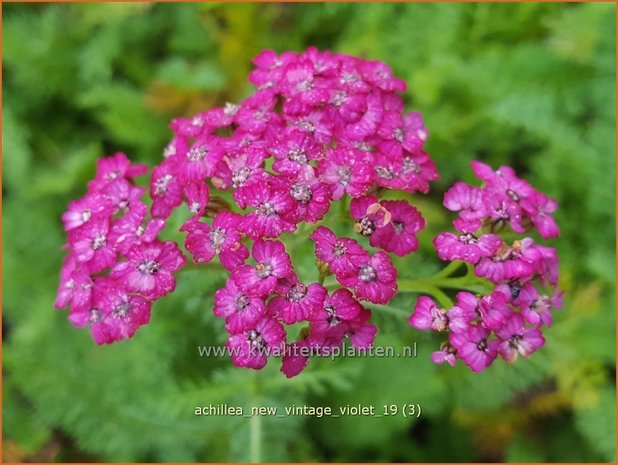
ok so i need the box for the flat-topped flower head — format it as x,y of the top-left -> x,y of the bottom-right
214,278 -> 267,334
231,239 -> 293,297
56,50 -> 566,377
419,163 -> 561,375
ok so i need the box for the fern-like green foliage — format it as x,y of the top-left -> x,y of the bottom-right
3,2 -> 615,462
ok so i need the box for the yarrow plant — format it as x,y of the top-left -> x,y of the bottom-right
55,48 -> 562,377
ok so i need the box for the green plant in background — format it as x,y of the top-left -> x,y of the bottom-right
2,2 -> 615,463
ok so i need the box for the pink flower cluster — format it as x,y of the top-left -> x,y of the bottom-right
55,48 -> 562,377
438,161 -> 559,240
145,48 -> 436,376
409,162 -> 563,372
54,153 -> 186,344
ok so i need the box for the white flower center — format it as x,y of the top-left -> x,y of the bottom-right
187,146 -> 207,162
257,201 -> 276,216
138,259 -> 160,274
209,227 -> 226,251
287,283 -> 307,302
290,184 -> 312,204
154,174 -> 173,195
337,166 -> 352,185
232,166 -> 252,188
256,262 -> 273,278
92,234 -> 107,250
359,264 -> 377,282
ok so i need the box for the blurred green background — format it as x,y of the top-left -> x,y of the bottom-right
2,2 -> 616,462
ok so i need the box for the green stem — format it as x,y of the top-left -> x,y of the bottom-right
397,261 -> 492,306
249,413 -> 261,463
249,372 -> 262,463
340,195 -> 348,218
425,286 -> 455,308
398,275 -> 492,294
365,302 -> 415,318
434,260 -> 464,279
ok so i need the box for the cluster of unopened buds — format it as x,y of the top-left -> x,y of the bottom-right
55,48 -> 562,377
